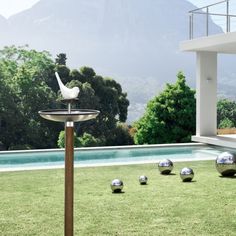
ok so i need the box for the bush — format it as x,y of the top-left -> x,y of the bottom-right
57,130 -> 81,148
134,72 -> 195,144
8,144 -> 32,150
79,133 -> 104,147
106,123 -> 134,146
217,98 -> 236,128
218,118 -> 234,129
57,131 -> 103,148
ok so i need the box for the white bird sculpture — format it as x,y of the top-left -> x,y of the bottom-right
55,72 -> 80,100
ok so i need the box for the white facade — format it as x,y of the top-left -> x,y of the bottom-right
180,32 -> 236,148
196,51 -> 217,136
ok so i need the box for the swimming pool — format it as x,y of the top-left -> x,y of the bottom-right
0,143 -> 233,171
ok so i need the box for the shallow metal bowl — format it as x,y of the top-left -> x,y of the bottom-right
180,167 -> 194,182
111,179 -> 123,193
139,175 -> 148,185
158,159 -> 173,174
38,109 -> 100,122
216,152 -> 236,176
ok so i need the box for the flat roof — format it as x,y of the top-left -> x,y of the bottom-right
180,31 -> 236,53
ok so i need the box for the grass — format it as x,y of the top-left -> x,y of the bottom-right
0,161 -> 236,235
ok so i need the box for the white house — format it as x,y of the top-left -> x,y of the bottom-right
180,0 -> 236,148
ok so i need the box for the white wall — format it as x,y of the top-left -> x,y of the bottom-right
196,51 -> 217,136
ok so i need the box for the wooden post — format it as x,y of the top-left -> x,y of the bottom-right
65,121 -> 74,236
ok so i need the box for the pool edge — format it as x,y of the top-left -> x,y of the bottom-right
0,142 -> 206,155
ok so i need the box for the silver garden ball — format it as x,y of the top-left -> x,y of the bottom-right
139,175 -> 148,185
158,159 -> 173,175
111,179 -> 123,193
180,167 -> 194,182
216,152 -> 236,176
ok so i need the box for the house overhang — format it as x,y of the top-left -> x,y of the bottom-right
180,31 -> 236,53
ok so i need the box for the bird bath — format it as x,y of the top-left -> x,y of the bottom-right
39,73 -> 99,236
39,109 -> 99,122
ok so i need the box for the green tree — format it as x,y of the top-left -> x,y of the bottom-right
0,47 -> 130,149
217,98 -> 236,128
0,69 -> 25,150
55,53 -> 67,65
134,72 -> 196,144
0,45 -> 61,149
57,65 -> 130,146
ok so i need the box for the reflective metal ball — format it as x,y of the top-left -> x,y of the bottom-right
111,179 -> 123,193
216,152 -> 236,176
180,167 -> 194,182
139,175 -> 148,185
158,159 -> 173,174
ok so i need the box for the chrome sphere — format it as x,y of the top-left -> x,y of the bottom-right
111,179 -> 123,193
180,167 -> 194,182
139,175 -> 148,185
158,159 -> 173,174
216,152 -> 236,176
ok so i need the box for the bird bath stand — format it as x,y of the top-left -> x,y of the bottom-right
39,99 -> 99,236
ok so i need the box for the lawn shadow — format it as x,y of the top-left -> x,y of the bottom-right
112,191 -> 125,194
219,175 -> 236,179
182,180 -> 197,183
160,173 -> 176,176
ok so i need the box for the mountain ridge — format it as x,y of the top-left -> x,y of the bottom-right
0,0 -> 235,122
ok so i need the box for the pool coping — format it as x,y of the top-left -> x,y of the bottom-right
0,156 -> 216,172
0,142 -> 217,172
0,142 -> 206,155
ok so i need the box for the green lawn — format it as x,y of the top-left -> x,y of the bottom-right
0,161 -> 236,236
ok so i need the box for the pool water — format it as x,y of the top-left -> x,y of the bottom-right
0,144 -> 233,170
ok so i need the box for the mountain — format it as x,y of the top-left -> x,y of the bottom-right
0,0 -> 234,122
0,15 -> 8,43
0,15 -> 6,24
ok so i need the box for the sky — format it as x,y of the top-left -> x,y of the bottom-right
0,0 -> 39,18
0,0 -> 235,19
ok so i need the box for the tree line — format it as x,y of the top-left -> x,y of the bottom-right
0,46 -> 234,150
0,46 -> 132,150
